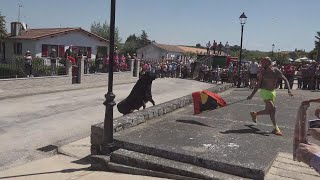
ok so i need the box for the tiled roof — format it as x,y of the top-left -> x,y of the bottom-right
177,46 -> 207,54
153,43 -> 185,53
7,28 -> 108,42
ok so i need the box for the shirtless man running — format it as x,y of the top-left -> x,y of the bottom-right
247,57 -> 293,136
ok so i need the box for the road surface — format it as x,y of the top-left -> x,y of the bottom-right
0,78 -> 214,170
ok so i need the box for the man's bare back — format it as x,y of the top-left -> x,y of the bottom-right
259,67 -> 282,91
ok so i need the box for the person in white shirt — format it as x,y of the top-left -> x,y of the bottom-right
206,41 -> 211,55
249,60 -> 259,89
224,42 -> 230,56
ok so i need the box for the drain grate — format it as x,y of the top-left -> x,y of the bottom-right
37,145 -> 58,152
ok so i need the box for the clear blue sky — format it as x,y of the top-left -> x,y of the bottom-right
1,0 -> 319,52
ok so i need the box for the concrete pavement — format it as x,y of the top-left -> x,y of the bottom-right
2,80 -> 320,179
100,88 -> 320,179
0,78 -> 216,171
0,154 -> 165,180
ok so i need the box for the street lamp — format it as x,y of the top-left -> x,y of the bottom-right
237,12 -> 247,88
101,0 -> 116,155
272,44 -> 275,58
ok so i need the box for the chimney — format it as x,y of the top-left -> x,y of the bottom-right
10,22 -> 22,36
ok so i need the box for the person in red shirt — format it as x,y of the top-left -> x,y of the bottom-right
104,55 -> 109,73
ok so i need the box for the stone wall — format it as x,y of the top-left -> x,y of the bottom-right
0,71 -> 134,91
91,83 -> 233,155
0,75 -> 72,90
82,71 -> 134,86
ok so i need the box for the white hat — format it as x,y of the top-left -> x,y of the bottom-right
52,48 -> 56,51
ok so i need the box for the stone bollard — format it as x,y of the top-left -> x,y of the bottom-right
129,59 -> 134,76
78,57 -> 84,84
134,59 -> 140,77
66,59 -> 72,76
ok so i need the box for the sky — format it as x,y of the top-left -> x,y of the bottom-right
1,0 -> 319,52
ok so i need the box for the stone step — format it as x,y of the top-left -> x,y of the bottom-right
108,162 -> 198,180
110,149 -> 250,180
115,140 -> 263,179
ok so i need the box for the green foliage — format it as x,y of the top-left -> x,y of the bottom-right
195,43 -> 201,48
0,12 -> 6,41
120,30 -> 151,55
59,58 -> 67,66
90,21 -> 122,44
0,63 -> 26,78
31,57 -> 51,77
308,48 -> 317,60
122,40 -> 140,55
316,32 -> 320,61
57,66 -> 66,75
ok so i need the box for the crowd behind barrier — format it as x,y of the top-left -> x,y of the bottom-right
138,58 -> 320,90
2,52 -> 319,91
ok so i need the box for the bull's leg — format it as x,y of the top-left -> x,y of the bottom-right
143,103 -> 146,109
150,99 -> 155,106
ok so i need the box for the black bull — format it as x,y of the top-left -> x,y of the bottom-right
117,73 -> 156,115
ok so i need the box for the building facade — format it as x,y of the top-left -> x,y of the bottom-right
137,42 -> 208,64
3,22 -> 109,61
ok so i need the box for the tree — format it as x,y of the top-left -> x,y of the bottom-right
126,34 -> 138,43
196,43 -> 201,48
315,32 -> 320,61
121,41 -> 140,55
121,30 -> 151,55
0,13 -> 6,40
308,48 -> 317,60
90,21 -> 122,44
0,12 -> 6,62
139,30 -> 151,46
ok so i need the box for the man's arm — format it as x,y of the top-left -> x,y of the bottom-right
277,68 -> 293,96
247,72 -> 262,99
302,98 -> 320,105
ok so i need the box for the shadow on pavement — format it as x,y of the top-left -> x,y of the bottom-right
0,167 -> 90,179
176,119 -> 215,128
220,124 -> 270,136
71,155 -> 92,165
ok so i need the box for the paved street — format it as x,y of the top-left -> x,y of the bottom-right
0,78 -> 214,171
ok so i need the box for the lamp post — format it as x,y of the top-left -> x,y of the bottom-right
101,0 -> 116,155
272,44 -> 275,58
237,12 -> 247,88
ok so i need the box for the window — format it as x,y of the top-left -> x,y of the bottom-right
87,47 -> 91,58
42,44 -> 59,57
42,44 -> 48,57
13,42 -> 22,55
58,45 -> 65,58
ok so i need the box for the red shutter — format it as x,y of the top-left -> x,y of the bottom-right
58,45 -> 65,57
72,47 -> 78,53
87,47 -> 92,58
42,44 -> 48,57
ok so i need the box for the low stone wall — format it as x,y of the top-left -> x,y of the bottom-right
0,72 -> 134,91
0,75 -> 72,90
91,83 -> 233,155
82,71 -> 134,86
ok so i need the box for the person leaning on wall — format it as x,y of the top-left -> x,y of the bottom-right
297,99 -> 320,173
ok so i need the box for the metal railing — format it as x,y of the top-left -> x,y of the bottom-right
0,58 -> 67,79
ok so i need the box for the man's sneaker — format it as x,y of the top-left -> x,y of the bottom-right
272,128 -> 283,136
250,111 -> 257,123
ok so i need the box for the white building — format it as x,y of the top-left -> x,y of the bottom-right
2,22 -> 108,61
136,42 -> 208,64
